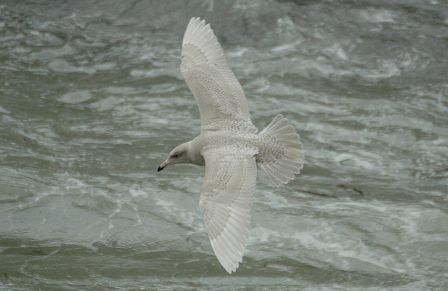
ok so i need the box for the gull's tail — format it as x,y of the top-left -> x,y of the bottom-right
258,114 -> 304,185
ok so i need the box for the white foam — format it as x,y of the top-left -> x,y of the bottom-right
48,59 -> 96,75
0,105 -> 10,114
89,96 -> 124,111
58,90 -> 92,104
129,188 -> 149,199
358,8 -> 396,23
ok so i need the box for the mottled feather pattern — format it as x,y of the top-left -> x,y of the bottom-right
199,149 -> 256,273
181,17 -> 252,129
175,18 -> 304,274
258,115 -> 304,185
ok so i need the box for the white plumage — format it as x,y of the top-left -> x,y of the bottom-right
158,17 -> 304,274
181,17 -> 254,130
200,149 -> 256,273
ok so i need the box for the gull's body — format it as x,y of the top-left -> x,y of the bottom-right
158,17 -> 304,273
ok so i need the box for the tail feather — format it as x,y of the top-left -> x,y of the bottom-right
258,114 -> 304,185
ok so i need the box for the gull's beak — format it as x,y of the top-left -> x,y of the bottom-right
157,159 -> 169,172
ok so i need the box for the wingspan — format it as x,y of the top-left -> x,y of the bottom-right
199,146 -> 257,273
180,17 -> 254,131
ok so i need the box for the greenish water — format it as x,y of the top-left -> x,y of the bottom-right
1,0 -> 448,289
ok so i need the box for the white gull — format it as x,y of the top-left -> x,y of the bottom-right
158,17 -> 305,273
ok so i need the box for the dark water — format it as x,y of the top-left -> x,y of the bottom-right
1,0 -> 448,289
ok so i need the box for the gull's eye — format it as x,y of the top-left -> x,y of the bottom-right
172,153 -> 179,158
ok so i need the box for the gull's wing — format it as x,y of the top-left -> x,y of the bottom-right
199,146 -> 257,273
181,17 -> 255,132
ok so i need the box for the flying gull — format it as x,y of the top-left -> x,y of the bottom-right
158,17 -> 304,273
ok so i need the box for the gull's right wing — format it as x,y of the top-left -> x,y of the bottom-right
199,146 -> 258,273
180,17 -> 255,132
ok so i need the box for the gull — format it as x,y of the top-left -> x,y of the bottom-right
158,17 -> 304,274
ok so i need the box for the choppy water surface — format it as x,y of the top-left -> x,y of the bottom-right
1,0 -> 448,289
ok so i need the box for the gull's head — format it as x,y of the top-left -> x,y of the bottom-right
158,143 -> 189,172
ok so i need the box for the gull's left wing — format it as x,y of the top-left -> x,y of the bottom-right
180,17 -> 255,132
199,146 -> 258,273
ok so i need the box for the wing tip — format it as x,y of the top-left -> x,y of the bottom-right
210,236 -> 244,274
223,260 -> 241,274
184,16 -> 214,45
211,233 -> 249,274
186,16 -> 206,31
188,16 -> 202,29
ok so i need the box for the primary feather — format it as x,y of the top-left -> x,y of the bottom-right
200,147 -> 257,273
181,17 -> 254,131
